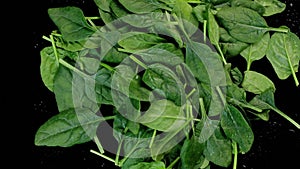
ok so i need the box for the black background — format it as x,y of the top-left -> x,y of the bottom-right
26,0 -> 300,169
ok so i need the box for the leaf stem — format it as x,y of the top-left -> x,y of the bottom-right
94,136 -> 104,154
203,20 -> 207,43
232,141 -> 238,169
149,129 -> 157,148
129,55 -> 148,69
216,43 -> 227,65
49,34 -> 59,66
271,107 -> 300,129
59,59 -> 93,80
115,138 -> 124,166
90,149 -> 116,164
166,156 -> 180,169
268,27 -> 289,33
228,98 -> 263,113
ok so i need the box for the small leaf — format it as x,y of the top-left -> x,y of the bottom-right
241,70 -> 275,94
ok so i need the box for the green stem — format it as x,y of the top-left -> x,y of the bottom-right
129,55 -> 148,69
216,86 -> 226,106
59,59 -> 93,80
90,149 -> 116,164
186,88 -> 196,99
49,34 -> 59,66
149,129 -> 157,148
271,107 -> 300,129
85,16 -> 101,20
203,20 -> 207,43
232,141 -> 238,169
187,0 -> 202,4
216,43 -> 227,65
228,98 -> 263,113
268,27 -> 289,33
166,157 -> 180,169
115,138 -> 124,166
94,136 -> 104,154
42,35 -> 51,42
100,62 -> 115,72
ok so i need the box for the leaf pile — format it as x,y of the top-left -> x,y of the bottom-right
34,0 -> 300,168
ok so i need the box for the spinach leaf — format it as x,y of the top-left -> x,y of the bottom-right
241,70 -> 276,94
142,63 -> 186,106
221,105 -> 254,153
254,0 -> 286,16
203,126 -> 232,167
137,99 -> 185,132
48,6 -> 96,42
266,31 -> 300,86
118,0 -> 169,14
180,136 -> 205,169
241,32 -> 270,70
216,6 -> 269,43
35,108 -> 105,147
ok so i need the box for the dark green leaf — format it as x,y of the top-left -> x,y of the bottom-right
48,6 -> 95,41
216,6 -> 269,43
35,108 -> 104,147
221,105 -> 254,153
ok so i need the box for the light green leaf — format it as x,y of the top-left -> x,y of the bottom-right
241,70 -> 276,94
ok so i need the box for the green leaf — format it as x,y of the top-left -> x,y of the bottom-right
136,43 -> 184,66
137,99 -> 185,132
241,70 -> 276,94
219,27 -> 249,58
193,5 -> 207,23
48,6 -> 95,41
119,32 -> 166,51
221,105 -> 254,153
142,63 -> 186,106
34,108 -> 104,147
172,0 -> 199,36
118,0 -> 169,14
216,6 -> 269,43
203,126 -> 232,167
254,0 -> 286,16
128,161 -> 166,169
207,9 -> 219,46
40,47 -> 68,92
231,0 -> 265,15
266,31 -> 300,86
180,136 -> 205,169
53,66 -> 75,112
94,0 -> 112,12
241,32 -> 270,70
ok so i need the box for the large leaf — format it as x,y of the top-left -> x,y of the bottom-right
221,105 -> 254,153
180,136 -> 205,169
34,108 -> 104,147
203,126 -> 232,167
216,6 -> 269,43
